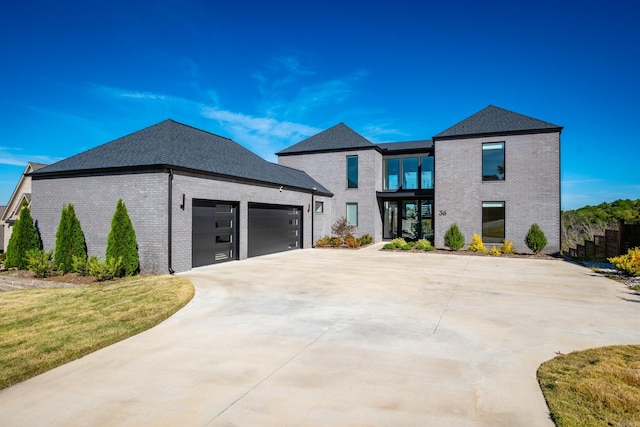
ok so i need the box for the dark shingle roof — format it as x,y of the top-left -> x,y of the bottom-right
277,123 -> 374,155
33,120 -> 330,195
29,163 -> 47,171
376,140 -> 433,153
434,105 -> 562,139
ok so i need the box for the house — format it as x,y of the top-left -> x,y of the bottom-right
278,105 -> 561,254
1,162 -> 47,252
30,105 -> 561,274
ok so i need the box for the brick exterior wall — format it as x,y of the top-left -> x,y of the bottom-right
279,148 -> 383,242
32,171 -> 315,274
32,173 -> 169,274
434,132 -> 561,254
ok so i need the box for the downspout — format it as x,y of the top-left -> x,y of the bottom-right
311,188 -> 316,247
167,168 -> 175,274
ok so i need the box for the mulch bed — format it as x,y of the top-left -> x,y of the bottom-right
381,247 -> 561,260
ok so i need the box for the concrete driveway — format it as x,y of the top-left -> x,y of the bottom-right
1,244 -> 639,426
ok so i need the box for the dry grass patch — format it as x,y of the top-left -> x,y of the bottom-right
0,275 -> 194,389
538,345 -> 640,426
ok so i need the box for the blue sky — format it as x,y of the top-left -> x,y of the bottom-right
1,0 -> 638,210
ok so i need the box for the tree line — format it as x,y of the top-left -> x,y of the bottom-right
562,199 -> 640,251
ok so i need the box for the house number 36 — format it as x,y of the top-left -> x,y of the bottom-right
439,210 -> 447,216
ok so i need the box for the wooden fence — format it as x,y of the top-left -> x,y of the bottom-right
567,220 -> 640,259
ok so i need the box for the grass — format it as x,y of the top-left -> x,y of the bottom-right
0,275 -> 194,389
537,345 -> 640,426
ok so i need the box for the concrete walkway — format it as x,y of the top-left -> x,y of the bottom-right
1,244 -> 639,426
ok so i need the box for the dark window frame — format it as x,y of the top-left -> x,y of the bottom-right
482,201 -> 505,244
482,142 -> 505,181
346,202 -> 358,226
347,155 -> 358,188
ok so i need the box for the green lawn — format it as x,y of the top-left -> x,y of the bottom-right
0,275 -> 194,389
538,345 -> 640,426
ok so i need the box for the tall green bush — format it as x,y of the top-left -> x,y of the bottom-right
444,223 -> 465,251
5,204 -> 41,269
525,223 -> 548,254
55,204 -> 87,274
106,199 -> 139,276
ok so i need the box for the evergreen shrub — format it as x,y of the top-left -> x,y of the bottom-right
106,199 -> 139,277
444,224 -> 465,251
525,224 -> 548,254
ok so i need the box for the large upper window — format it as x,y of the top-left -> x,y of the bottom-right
383,158 -> 400,190
482,201 -> 505,243
346,203 -> 358,226
421,156 -> 434,189
482,142 -> 505,181
383,156 -> 433,190
347,155 -> 358,188
402,157 -> 418,189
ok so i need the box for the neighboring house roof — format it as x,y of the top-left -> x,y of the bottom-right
277,123 -> 375,155
434,105 -> 563,140
1,162 -> 46,222
376,140 -> 434,153
32,120 -> 331,195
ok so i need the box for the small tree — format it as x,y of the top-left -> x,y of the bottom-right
55,204 -> 87,274
525,223 -> 548,254
106,199 -> 139,276
467,233 -> 487,253
331,216 -> 355,245
6,204 -> 41,269
444,223 -> 465,251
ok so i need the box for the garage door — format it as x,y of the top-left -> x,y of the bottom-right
192,200 -> 238,267
248,203 -> 301,257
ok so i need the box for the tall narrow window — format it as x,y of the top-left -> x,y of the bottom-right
482,201 -> 505,243
421,156 -> 434,189
346,203 -> 358,226
347,155 -> 358,188
402,157 -> 418,189
482,142 -> 505,181
384,158 -> 400,190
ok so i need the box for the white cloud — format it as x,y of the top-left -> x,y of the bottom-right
0,147 -> 61,167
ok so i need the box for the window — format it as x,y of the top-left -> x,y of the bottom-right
482,201 -> 505,243
315,201 -> 324,214
402,157 -> 418,189
421,156 -> 434,189
482,142 -> 505,181
347,155 -> 358,188
383,158 -> 400,190
346,203 -> 358,226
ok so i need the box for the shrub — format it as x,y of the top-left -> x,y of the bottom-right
345,235 -> 361,248
329,237 -> 342,248
331,216 -> 355,245
5,204 -> 41,270
26,249 -> 55,278
415,238 -> 435,251
609,247 -> 640,276
360,234 -> 373,246
390,238 -> 407,248
55,204 -> 87,274
444,224 -> 465,251
488,247 -> 502,256
106,199 -> 139,277
468,233 -> 487,253
525,224 -> 548,254
500,239 -> 516,254
383,243 -> 396,250
87,256 -> 124,281
72,255 -> 89,276
315,236 -> 332,247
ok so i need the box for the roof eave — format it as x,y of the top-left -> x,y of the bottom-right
277,145 -> 380,157
433,126 -> 563,141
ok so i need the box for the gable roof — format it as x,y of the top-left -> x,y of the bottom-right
277,123 -> 374,155
32,120 -> 330,195
434,105 -> 562,140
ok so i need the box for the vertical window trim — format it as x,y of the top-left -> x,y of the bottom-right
346,202 -> 358,226
347,155 -> 358,188
482,142 -> 505,181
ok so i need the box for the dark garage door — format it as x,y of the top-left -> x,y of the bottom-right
248,203 -> 301,257
192,200 -> 238,267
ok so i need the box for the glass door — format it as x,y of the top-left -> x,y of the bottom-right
402,201 -> 418,240
383,201 -> 398,239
